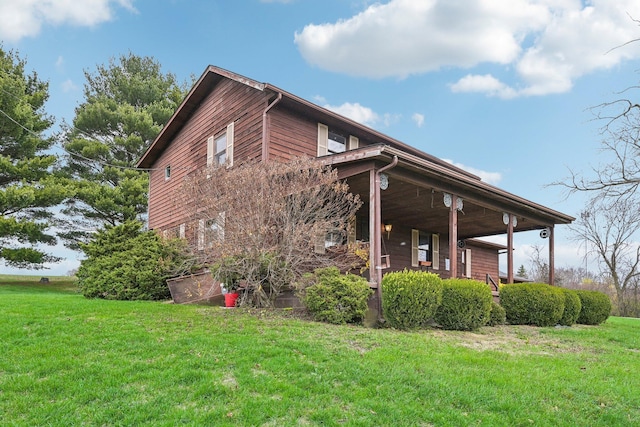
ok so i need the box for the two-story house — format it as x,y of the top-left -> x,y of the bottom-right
137,65 -> 573,305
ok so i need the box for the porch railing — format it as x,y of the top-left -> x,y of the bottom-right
486,274 -> 499,293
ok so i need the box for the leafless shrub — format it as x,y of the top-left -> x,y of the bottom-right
175,157 -> 364,307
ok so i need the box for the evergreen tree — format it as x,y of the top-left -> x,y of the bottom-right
61,53 -> 188,247
516,264 -> 528,278
0,47 -> 69,268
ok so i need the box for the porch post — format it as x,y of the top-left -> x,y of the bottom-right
449,195 -> 458,278
549,225 -> 555,285
507,214 -> 514,284
369,169 -> 378,288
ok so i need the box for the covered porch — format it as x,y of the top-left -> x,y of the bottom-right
324,145 -> 574,292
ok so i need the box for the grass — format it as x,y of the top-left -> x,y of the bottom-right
1,280 -> 639,426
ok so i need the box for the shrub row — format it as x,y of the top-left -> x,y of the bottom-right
500,283 -> 610,326
300,268 -> 612,329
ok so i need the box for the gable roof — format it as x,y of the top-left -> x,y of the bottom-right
137,65 -> 478,180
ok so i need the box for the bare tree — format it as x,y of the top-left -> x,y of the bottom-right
559,99 -> 640,198
570,196 -> 640,317
553,32 -> 640,198
176,157 -> 364,307
527,244 -> 550,283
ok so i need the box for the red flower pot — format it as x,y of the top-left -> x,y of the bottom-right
224,292 -> 240,307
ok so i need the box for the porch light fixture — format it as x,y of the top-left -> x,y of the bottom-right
384,223 -> 393,239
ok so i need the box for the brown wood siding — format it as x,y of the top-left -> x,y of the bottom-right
148,80 -> 267,231
466,244 -> 500,283
268,107 -> 318,160
267,107 -> 374,161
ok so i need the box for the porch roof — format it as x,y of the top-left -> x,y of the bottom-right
323,145 -> 574,239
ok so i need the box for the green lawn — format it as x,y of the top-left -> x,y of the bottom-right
1,280 -> 638,426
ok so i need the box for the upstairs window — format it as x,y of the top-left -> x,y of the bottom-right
317,123 -> 359,156
207,122 -> 235,168
214,133 -> 227,165
328,131 -> 346,154
164,165 -> 171,180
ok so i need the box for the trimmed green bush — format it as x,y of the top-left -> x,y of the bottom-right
77,221 -> 187,300
558,288 -> 582,326
434,279 -> 492,331
300,267 -> 373,325
381,270 -> 443,330
576,290 -> 612,325
500,283 -> 565,327
487,301 -> 506,326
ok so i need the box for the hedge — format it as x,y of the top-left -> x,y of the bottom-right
381,270 -> 443,330
575,290 -> 611,325
434,279 -> 492,331
558,288 -> 582,326
500,283 -> 565,327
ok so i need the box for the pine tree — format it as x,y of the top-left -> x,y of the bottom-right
61,53 -> 188,247
516,264 -> 528,278
0,47 -> 70,268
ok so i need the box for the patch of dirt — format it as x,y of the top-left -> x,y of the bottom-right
433,325 -> 589,356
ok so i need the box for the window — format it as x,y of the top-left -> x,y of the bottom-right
207,122 -> 235,168
411,230 -> 439,269
325,230 -> 344,248
196,212 -> 226,250
214,133 -> 227,165
164,165 -> 171,180
328,131 -> 346,154
317,123 -> 359,156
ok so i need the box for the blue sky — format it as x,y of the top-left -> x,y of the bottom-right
2,0 -> 640,276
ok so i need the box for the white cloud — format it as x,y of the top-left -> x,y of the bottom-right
295,0 -> 640,98
0,0 -> 137,42
412,113 -> 424,127
450,74 -> 518,99
322,101 -> 381,127
61,79 -> 78,93
443,158 -> 502,185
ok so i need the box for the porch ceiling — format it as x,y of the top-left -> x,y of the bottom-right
345,167 -> 561,240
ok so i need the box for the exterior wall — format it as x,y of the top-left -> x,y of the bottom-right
461,244 -> 500,283
268,108 -> 317,160
148,79 -> 267,231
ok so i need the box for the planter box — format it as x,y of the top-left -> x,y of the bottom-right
166,271 -> 223,305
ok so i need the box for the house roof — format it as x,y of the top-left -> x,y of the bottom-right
137,65 -> 478,180
136,65 -> 574,236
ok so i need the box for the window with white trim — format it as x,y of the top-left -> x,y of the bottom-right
317,123 -> 359,156
207,122 -> 235,168
328,131 -> 346,154
164,165 -> 171,180
411,230 -> 439,270
196,212 -> 226,250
